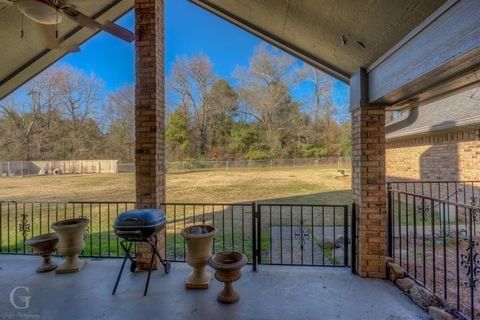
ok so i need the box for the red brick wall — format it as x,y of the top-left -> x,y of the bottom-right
352,106 -> 387,278
386,129 -> 480,182
134,0 -> 166,270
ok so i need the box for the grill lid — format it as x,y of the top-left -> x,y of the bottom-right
114,209 -> 166,228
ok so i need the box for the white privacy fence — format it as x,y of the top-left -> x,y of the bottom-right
1,157 -> 351,176
0,160 -> 118,176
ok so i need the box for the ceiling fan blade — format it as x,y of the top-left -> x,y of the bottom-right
39,24 -> 59,49
61,7 -> 102,30
103,21 -> 135,43
62,7 -> 134,43
61,42 -> 81,53
39,24 -> 80,53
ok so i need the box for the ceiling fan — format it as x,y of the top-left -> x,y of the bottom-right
2,0 -> 134,51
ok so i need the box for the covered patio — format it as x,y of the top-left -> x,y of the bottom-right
0,255 -> 427,320
1,0 -> 479,319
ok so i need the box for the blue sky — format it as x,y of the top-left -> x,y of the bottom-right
25,0 -> 349,113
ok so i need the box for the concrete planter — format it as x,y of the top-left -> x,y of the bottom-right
25,233 -> 59,273
181,225 -> 217,289
208,251 -> 247,304
51,218 -> 89,274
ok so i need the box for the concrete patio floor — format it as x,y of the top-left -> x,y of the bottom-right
0,255 -> 427,320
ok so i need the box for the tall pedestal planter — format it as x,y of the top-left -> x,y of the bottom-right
51,218 -> 89,274
181,225 -> 217,289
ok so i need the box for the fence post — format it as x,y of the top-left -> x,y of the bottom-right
343,205 -> 349,267
387,182 -> 393,258
351,202 -> 357,274
252,202 -> 257,271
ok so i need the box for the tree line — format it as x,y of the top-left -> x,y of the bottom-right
0,45 -> 351,162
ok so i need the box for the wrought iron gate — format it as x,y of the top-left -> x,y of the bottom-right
253,204 -> 351,268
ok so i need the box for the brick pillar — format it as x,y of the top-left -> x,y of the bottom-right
352,106 -> 386,278
134,0 -> 165,270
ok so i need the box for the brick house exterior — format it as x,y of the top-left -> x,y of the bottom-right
386,87 -> 480,182
386,87 -> 480,201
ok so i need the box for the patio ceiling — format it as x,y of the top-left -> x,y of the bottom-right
190,0 -> 480,108
189,0 -> 446,83
0,0 -> 133,100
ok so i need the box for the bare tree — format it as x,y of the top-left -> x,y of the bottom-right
53,65 -> 104,158
303,66 -> 335,124
234,45 -> 304,157
168,54 -> 217,156
103,85 -> 135,161
0,68 -> 64,160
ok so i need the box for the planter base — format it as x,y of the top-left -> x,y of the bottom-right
185,272 -> 212,289
56,259 -> 87,274
217,282 -> 240,304
37,258 -> 57,273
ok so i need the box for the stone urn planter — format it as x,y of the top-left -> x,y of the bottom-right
51,218 -> 89,274
181,225 -> 217,289
208,251 -> 247,304
25,233 -> 59,273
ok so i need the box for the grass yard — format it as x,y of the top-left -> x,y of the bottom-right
0,165 -> 352,204
0,165 -> 352,264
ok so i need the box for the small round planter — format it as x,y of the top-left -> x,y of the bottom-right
51,218 -> 89,274
25,233 -> 59,273
181,225 -> 217,289
208,251 -> 247,304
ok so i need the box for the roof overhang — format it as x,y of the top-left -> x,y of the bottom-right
386,86 -> 480,141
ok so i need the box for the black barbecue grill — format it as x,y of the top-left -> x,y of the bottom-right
112,209 -> 171,296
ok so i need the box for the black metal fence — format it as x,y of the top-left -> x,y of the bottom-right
389,181 -> 480,207
388,182 -> 480,320
0,201 -> 352,269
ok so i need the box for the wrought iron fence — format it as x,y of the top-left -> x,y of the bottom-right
0,201 -> 136,257
389,181 -> 480,207
387,183 -> 480,319
0,201 -> 352,270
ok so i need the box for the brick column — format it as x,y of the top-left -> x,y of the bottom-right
352,106 -> 387,278
134,0 -> 165,270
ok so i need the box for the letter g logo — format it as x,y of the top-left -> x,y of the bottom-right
9,286 -> 31,310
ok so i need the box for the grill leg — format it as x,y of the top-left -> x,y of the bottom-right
112,241 -> 132,295
144,243 -> 156,296
150,235 -> 170,272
